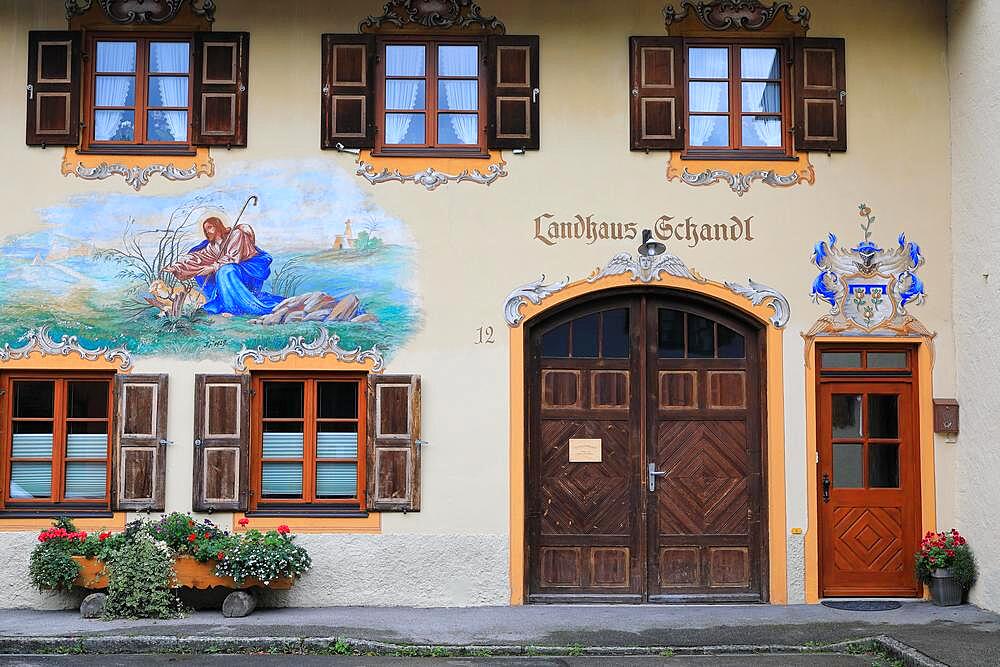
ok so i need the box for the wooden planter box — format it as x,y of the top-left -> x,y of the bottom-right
72,555 -> 294,590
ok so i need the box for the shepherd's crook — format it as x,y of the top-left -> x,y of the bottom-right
234,194 -> 258,225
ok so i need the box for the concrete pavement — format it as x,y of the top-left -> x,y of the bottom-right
0,602 -> 995,665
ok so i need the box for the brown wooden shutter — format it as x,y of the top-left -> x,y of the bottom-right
793,37 -> 847,152
26,31 -> 81,147
367,374 -> 421,512
629,36 -> 684,151
321,34 -> 376,150
114,374 -> 168,511
192,374 -> 249,512
487,35 -> 540,151
193,32 -> 249,147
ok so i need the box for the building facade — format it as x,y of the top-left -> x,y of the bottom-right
0,0 -> 987,609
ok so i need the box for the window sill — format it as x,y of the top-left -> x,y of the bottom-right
234,511 -> 381,535
77,146 -> 198,157
356,149 -> 508,190
372,148 -> 491,159
0,511 -> 125,532
681,151 -> 798,162
61,146 -> 215,191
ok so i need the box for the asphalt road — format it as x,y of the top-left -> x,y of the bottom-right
0,655 -> 877,667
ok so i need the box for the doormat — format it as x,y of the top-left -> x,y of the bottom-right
821,600 -> 902,611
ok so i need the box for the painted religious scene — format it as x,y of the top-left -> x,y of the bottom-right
0,162 -> 421,362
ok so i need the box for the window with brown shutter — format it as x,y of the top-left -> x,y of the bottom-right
114,374 -> 168,512
321,33 -> 540,154
28,30 -> 249,153
629,34 -> 846,156
192,374 -> 249,513
367,374 -> 421,512
0,372 -> 115,513
793,37 -> 847,152
26,31 -> 82,147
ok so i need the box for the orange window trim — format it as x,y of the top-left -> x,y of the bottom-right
83,32 -> 194,152
250,372 -> 367,511
0,371 -> 114,511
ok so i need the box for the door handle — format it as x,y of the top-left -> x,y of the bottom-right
822,473 -> 831,503
648,463 -> 667,492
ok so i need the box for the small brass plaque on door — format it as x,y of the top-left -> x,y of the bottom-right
568,438 -> 602,463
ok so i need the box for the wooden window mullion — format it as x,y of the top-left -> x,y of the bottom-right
52,379 -> 66,503
729,45 -> 739,150
427,43 -> 437,148
303,379 -> 316,503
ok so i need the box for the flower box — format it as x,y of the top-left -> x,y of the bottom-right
72,555 -> 294,590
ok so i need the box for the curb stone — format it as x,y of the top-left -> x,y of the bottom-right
0,633 -> 945,663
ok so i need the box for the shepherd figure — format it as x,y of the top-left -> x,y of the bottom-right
163,214 -> 283,317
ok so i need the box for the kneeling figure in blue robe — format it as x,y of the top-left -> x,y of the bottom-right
163,216 -> 284,316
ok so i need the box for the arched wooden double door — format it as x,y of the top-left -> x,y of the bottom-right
526,289 -> 767,603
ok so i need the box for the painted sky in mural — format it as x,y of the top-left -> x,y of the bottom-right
0,161 -> 421,360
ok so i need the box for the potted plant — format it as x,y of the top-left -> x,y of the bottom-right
914,529 -> 977,606
29,514 -> 310,618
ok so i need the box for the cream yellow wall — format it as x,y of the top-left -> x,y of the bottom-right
948,0 -> 1000,613
0,0 -> 955,606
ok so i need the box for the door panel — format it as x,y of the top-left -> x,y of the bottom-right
646,300 -> 763,601
818,378 -> 920,597
527,292 -> 766,603
529,301 -> 643,601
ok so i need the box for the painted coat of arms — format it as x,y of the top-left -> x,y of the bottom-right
809,204 -> 929,336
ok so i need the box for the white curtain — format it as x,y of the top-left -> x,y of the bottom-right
385,47 -> 424,144
94,42 -> 135,140
742,49 -> 782,147
441,80 -> 477,144
688,49 -> 728,146
152,43 -> 188,141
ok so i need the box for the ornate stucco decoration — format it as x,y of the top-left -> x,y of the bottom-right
0,327 -> 133,371
357,160 -> 507,191
504,275 -> 571,327
61,149 -> 215,191
503,248 -> 790,329
587,251 -> 706,285
667,151 -> 815,197
663,0 -> 810,33
359,0 -> 505,34
806,204 -> 932,339
234,329 -> 385,373
66,0 -> 216,23
355,151 -> 508,191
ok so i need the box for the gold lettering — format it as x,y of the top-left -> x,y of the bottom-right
534,213 -> 556,246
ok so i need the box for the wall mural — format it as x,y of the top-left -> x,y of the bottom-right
807,203 -> 930,337
0,161 -> 421,366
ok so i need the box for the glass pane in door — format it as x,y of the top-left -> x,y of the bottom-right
832,443 -> 863,488
868,395 -> 899,438
869,444 -> 900,488
831,395 -> 862,438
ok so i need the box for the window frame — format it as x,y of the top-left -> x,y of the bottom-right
250,372 -> 368,513
682,37 -> 793,160
373,34 -> 489,158
1,371 -> 114,510
81,31 -> 195,156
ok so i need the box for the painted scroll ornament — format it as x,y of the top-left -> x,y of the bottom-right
504,247 -> 790,328
0,327 -> 133,371
807,203 -> 931,337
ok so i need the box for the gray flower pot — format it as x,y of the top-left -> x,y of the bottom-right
930,568 -> 964,606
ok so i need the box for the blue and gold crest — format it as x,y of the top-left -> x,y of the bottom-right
809,204 -> 929,336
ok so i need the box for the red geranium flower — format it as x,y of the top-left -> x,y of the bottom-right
98,531 -> 111,541
217,551 -> 225,560
187,533 -> 197,542
277,524 -> 290,535
238,517 -> 250,527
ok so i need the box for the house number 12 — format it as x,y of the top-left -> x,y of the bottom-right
475,326 -> 495,344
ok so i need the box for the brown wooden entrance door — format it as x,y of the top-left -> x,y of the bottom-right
817,348 -> 921,597
526,290 -> 765,603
